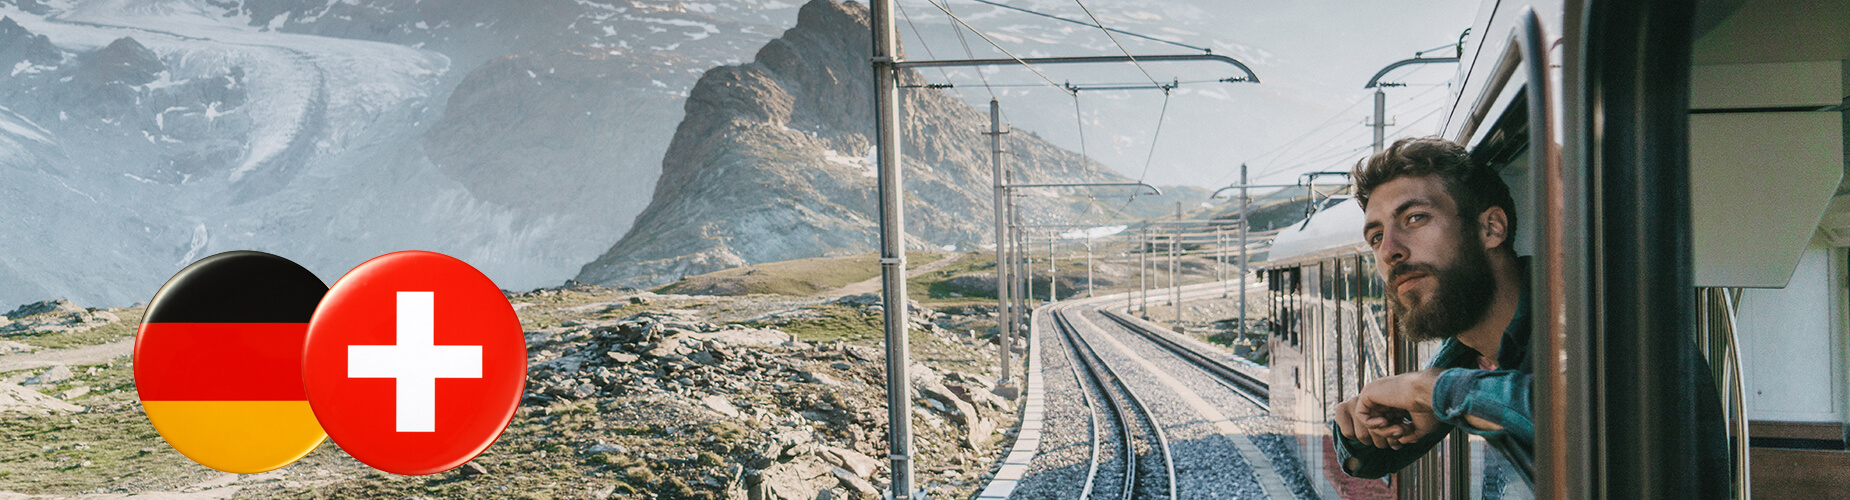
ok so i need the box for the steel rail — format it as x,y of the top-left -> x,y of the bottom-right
1098,304 -> 1270,409
1052,308 -> 1140,500
1052,303 -> 1106,500
1053,308 -> 1179,500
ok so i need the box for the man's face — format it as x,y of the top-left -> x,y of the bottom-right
1362,176 -> 1496,342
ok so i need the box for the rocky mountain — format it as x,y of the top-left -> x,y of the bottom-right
0,0 -> 1231,310
0,0 -> 798,309
575,0 -> 1205,289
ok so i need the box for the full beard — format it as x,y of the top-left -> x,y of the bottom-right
1385,234 -> 1498,342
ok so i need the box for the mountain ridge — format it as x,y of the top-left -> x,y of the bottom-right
574,0 -> 1206,289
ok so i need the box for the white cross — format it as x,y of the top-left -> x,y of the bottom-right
348,291 -> 483,432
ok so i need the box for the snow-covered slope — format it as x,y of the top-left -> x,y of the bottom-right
0,0 -> 784,309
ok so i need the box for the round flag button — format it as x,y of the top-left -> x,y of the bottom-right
135,251 -> 329,474
303,251 -> 526,475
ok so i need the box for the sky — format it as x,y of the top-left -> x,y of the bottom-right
890,0 -> 1485,190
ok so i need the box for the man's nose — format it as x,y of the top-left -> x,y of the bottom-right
1377,229 -> 1408,267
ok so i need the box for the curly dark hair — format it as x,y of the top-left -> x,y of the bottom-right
1351,137 -> 1517,250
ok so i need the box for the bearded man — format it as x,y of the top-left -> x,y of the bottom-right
1332,137 -> 1534,479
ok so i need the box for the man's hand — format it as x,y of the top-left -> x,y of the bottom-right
1337,369 -> 1446,450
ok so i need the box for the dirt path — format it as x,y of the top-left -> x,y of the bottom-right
823,255 -> 962,299
0,471 -> 276,499
0,337 -> 133,372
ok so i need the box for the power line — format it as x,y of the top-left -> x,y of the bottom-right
932,0 -> 1000,102
966,0 -> 1211,54
897,0 -> 975,102
1113,91 -> 1171,215
1414,41 -> 1462,58
921,0 -> 1074,95
1072,0 -> 1163,90
1205,95 -> 1370,188
1242,80 -> 1452,183
1251,99 -> 1451,181
1220,63 -> 1453,186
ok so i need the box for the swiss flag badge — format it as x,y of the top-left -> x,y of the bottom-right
303,251 -> 526,475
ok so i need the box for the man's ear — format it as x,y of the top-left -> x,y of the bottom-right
1478,206 -> 1509,249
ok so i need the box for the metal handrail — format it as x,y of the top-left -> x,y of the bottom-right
1701,288 -> 1752,500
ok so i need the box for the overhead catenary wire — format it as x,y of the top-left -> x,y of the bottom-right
967,0 -> 1212,54
931,0 -> 1002,103
1223,63 -> 1448,185
896,0 -> 978,102
921,0 -> 1074,95
1237,73 -> 1452,184
1252,100 -> 1453,180
1110,91 -> 1171,217
1413,41 -> 1463,57
1072,0 -> 1164,90
1258,84 -> 1448,173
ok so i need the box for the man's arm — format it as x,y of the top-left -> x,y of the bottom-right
1330,418 -> 1453,479
1430,368 -> 1533,448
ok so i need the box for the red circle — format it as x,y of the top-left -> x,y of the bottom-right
303,251 -> 526,475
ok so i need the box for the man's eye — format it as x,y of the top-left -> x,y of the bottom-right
1407,213 -> 1427,224
1368,233 -> 1382,246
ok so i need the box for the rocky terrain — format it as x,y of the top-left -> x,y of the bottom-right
0,285 -> 1023,499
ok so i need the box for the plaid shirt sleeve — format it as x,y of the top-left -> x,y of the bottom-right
1330,419 -> 1454,479
1430,367 -> 1534,449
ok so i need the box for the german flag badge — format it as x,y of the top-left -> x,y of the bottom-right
134,251 -> 329,474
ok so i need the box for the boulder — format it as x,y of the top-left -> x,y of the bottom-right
24,365 -> 71,385
946,382 -> 1009,411
747,456 -> 834,500
0,382 -> 80,415
832,467 -> 879,499
703,395 -> 742,418
818,446 -> 881,479
3,299 -> 81,319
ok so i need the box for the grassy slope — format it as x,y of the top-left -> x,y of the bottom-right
653,251 -> 944,297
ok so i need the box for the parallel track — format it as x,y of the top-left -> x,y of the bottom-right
1051,306 -> 1178,500
1098,307 -> 1270,411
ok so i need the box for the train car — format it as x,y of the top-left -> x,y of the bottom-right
1263,0 -> 1848,498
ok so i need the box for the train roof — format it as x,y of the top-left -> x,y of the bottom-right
1265,196 -> 1366,266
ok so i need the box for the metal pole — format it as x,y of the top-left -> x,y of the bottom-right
1172,202 -> 1180,323
1013,197 -> 1026,331
1048,236 -> 1057,302
1086,235 -> 1094,298
1139,228 -> 1148,316
869,1 -> 913,496
1219,229 -> 1227,297
1373,88 -> 1387,153
1240,164 -> 1250,341
988,98 -> 1011,388
1008,191 -> 1021,361
1170,230 -> 1180,327
1125,233 -> 1134,312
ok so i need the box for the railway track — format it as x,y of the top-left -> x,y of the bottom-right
1051,306 -> 1177,500
992,282 -> 1305,499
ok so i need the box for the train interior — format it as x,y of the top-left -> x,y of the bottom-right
1686,0 -> 1850,497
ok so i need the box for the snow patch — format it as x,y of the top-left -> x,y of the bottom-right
177,223 -> 207,267
822,147 -> 876,178
0,106 -> 55,145
1059,225 -> 1127,239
